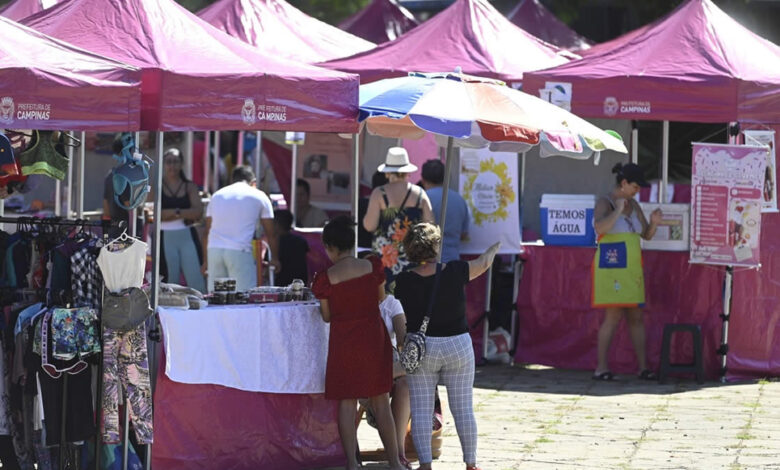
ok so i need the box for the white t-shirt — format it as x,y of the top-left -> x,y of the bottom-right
379,295 -> 405,347
97,239 -> 148,292
206,182 -> 274,252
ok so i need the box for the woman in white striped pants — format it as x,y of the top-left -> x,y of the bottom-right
395,223 -> 500,470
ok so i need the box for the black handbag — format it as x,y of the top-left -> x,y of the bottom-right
102,287 -> 153,331
400,264 -> 442,374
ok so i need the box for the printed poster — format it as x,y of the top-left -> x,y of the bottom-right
743,130 -> 777,213
690,143 -> 768,267
459,148 -> 522,254
298,133 -> 353,209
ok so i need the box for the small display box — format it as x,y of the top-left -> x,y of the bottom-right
540,194 -> 597,246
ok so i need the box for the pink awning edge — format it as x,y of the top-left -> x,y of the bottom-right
23,0 -> 359,132
322,0 -> 571,85
198,0 -> 375,64
0,15 -> 141,131
523,0 -> 780,124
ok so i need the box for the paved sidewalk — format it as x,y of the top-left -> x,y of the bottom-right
336,364 -> 780,470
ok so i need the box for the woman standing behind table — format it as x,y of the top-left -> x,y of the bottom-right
363,147 -> 434,291
395,223 -> 500,470
158,148 -> 206,292
592,163 -> 662,381
312,216 -> 407,470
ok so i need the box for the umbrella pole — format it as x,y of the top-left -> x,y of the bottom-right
352,133 -> 360,255
436,137 -> 454,264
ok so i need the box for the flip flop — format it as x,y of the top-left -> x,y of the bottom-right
592,371 -> 615,381
638,369 -> 658,381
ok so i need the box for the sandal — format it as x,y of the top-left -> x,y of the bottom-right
592,371 -> 615,381
399,455 -> 412,470
638,369 -> 658,381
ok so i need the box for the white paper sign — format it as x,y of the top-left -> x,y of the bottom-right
459,148 -> 522,254
743,130 -> 777,213
546,208 -> 587,236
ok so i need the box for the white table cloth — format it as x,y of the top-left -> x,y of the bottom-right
158,302 -> 329,393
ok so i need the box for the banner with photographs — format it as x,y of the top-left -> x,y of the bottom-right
743,129 -> 777,213
459,148 -> 522,254
690,142 -> 768,267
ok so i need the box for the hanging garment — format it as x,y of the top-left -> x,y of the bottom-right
102,325 -> 153,445
97,240 -> 147,292
17,131 -> 69,181
70,245 -> 103,309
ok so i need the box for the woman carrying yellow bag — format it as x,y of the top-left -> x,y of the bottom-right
592,163 -> 662,381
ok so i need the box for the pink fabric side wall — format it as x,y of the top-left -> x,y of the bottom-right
515,246 -> 725,378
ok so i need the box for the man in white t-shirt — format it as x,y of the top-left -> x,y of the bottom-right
201,166 -> 280,292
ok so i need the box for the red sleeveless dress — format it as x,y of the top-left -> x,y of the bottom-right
312,256 -> 393,399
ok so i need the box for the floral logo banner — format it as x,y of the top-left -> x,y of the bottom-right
459,148 -> 522,254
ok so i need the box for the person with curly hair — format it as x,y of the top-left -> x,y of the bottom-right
395,222 -> 499,470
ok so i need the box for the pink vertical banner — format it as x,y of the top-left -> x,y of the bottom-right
402,133 -> 440,184
690,143 -> 768,267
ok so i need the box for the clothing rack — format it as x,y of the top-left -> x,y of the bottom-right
0,216 -> 125,470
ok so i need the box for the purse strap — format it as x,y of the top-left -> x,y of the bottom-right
418,262 -> 443,335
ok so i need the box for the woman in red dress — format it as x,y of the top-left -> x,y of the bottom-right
312,216 -> 407,470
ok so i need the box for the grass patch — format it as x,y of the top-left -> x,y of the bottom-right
736,432 -> 755,440
535,437 -> 553,444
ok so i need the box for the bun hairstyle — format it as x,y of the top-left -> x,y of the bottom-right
322,215 -> 356,252
612,162 -> 625,185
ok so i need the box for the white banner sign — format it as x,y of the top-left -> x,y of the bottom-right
459,148 -> 522,254
743,130 -> 777,213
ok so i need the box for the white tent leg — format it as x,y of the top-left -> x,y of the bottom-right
290,143 -> 298,226
78,132 -> 85,218
254,131 -> 262,186
352,133 -> 360,255
631,127 -> 639,164
237,131 -> 244,166
66,133 -> 74,218
184,131 -> 194,180
204,131 -> 211,193
660,120 -> 669,203
213,131 -> 220,192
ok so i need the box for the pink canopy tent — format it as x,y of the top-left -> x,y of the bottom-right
338,0 -> 418,44
22,0 -> 359,132
506,0 -> 592,52
197,0 -> 374,64
523,0 -> 780,124
0,15 -> 140,130
0,0 -> 57,21
322,0 -> 571,85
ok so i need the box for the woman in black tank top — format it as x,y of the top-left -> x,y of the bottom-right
158,148 -> 206,292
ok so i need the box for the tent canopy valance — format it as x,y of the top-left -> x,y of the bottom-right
23,0 -> 359,132
322,0 -> 571,85
197,0 -> 375,63
0,15 -> 141,131
523,0 -> 780,124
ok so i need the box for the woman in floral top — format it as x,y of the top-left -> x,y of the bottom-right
363,147 -> 434,291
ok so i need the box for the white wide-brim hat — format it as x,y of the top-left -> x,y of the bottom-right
377,147 -> 418,173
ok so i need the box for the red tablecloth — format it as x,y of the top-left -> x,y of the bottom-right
152,350 -> 343,470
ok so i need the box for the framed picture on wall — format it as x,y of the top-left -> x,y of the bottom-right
639,203 -> 690,251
